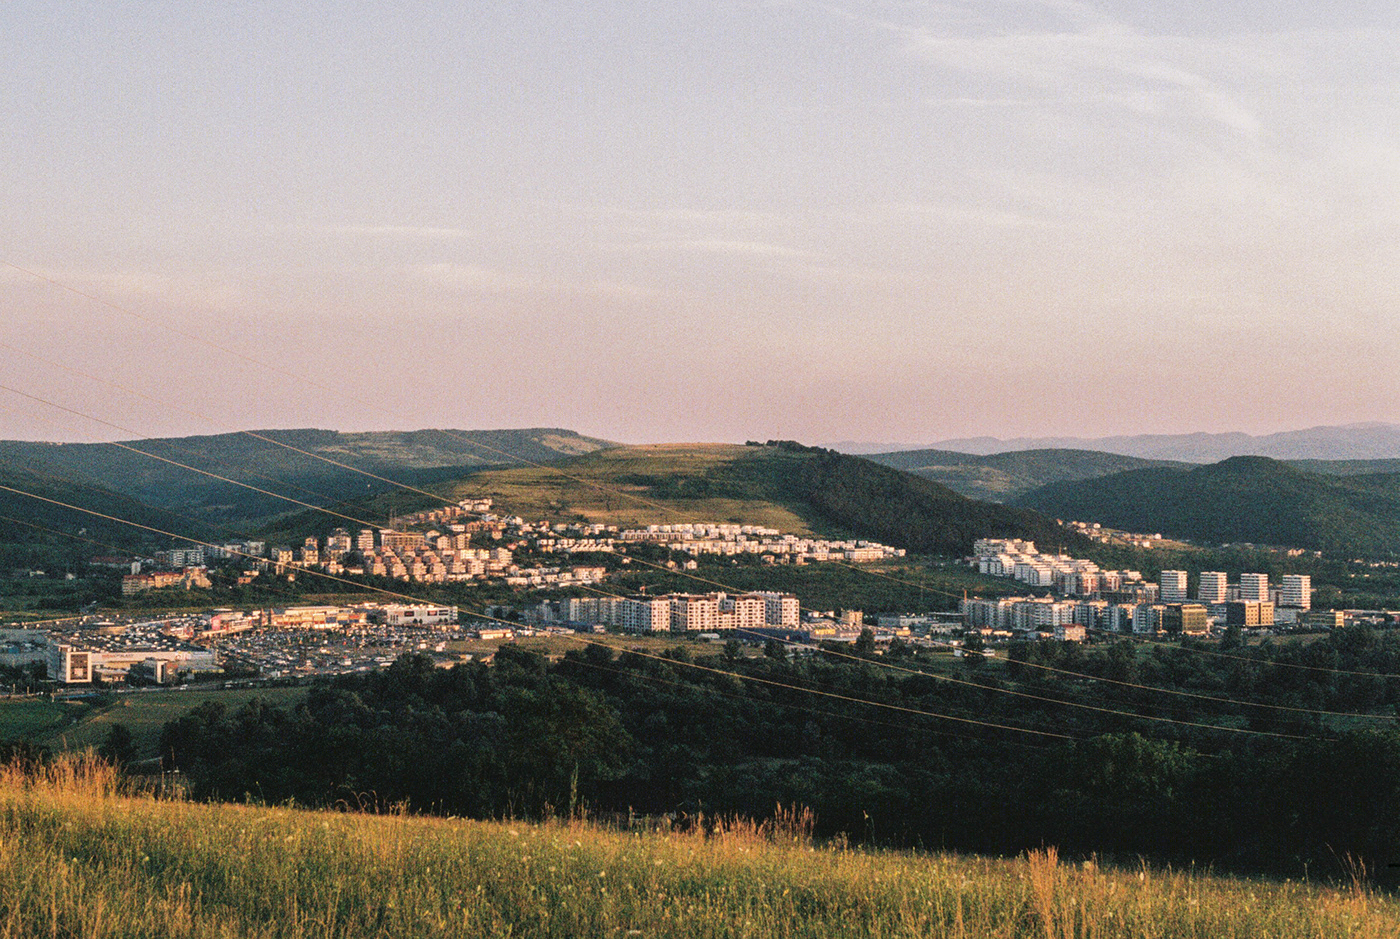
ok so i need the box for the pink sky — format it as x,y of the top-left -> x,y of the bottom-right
4,2 -> 1398,445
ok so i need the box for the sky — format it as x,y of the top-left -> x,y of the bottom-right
3,1 -> 1399,446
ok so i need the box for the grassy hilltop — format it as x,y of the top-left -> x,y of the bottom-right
272,442 -> 1088,558
3,759 -> 1397,939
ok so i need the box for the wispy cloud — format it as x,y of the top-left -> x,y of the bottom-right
409,263 -> 529,291
596,238 -> 806,260
874,201 -> 1055,229
298,224 -> 476,240
832,2 -> 1270,143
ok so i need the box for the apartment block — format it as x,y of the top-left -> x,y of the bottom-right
1280,574 -> 1312,610
1159,570 -> 1188,603
1197,571 -> 1228,604
1239,573 -> 1269,602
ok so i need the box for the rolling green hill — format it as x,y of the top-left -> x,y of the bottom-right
1014,456 -> 1400,556
0,428 -> 613,531
269,442 -> 1088,557
866,447 -> 1189,502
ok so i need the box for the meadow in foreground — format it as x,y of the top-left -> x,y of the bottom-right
1,758 -> 1397,938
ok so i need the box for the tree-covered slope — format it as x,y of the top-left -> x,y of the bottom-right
0,460 -> 209,562
766,446 -> 1089,554
1014,456 -> 1400,556
866,447 -> 1188,502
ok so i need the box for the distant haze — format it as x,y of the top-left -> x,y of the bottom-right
886,423 -> 1400,463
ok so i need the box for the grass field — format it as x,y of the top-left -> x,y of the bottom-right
10,686 -> 309,760
1,758 -> 1396,938
445,443 -> 827,533
0,698 -> 89,741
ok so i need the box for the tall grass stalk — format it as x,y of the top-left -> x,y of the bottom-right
1,758 -> 1397,937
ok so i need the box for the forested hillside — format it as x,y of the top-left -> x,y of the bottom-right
0,459 -> 204,566
1014,456 -> 1400,556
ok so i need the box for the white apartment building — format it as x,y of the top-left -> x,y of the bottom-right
1106,603 -> 1137,633
754,591 -> 800,627
961,597 -> 1017,630
670,594 -> 720,632
1009,598 -> 1078,631
1159,570 -> 1188,603
1280,574 -> 1312,610
563,596 -> 624,626
1240,573 -> 1269,602
722,594 -> 768,631
973,539 -> 1037,557
1197,571 -> 1228,604
622,597 -> 672,633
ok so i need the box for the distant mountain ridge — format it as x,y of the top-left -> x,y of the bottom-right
0,428 -> 614,531
920,423 -> 1400,463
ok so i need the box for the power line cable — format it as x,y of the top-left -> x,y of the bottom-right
0,478 -> 1082,742
6,259 -> 1372,730
0,382 -> 390,531
0,339 -> 468,512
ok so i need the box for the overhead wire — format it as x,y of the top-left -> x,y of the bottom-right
0,339 -> 469,512
0,382 -> 390,531
0,478 -> 1084,742
4,259 -> 1376,734
0,372 -> 1356,735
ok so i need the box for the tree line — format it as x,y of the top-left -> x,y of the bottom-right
150,627 -> 1400,884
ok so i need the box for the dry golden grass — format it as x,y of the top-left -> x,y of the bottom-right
2,758 -> 1398,938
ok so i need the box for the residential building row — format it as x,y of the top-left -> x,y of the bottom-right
971,541 -> 1315,614
620,524 -> 905,563
1169,570 -> 1311,611
970,539 -> 1155,600
532,591 -> 801,634
962,595 -> 1215,639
